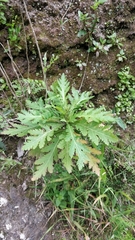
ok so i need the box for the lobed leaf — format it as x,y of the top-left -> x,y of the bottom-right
58,140 -> 73,173
3,123 -> 37,137
26,98 -> 44,110
78,107 -> 116,123
87,122 -> 118,145
87,154 -> 100,176
18,110 -> 42,124
66,124 -> 91,170
57,73 -> 70,107
68,87 -> 92,112
75,119 -> 88,137
32,139 -> 59,180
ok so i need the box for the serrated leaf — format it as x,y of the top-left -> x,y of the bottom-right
32,139 -> 59,180
68,87 -> 92,112
77,139 -> 101,175
18,110 -> 42,124
57,73 -> 70,106
79,107 -> 116,123
3,124 -> 37,137
58,140 -> 73,173
67,124 -> 90,170
26,98 -> 44,110
23,124 -> 62,150
23,129 -> 50,150
75,119 -> 88,136
87,154 -> 100,176
89,147 -> 101,155
87,122 -> 118,145
3,73 -> 118,180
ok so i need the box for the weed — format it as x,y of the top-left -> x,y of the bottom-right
75,59 -> 86,70
0,51 -> 58,113
0,155 -> 21,172
117,49 -> 127,62
0,78 -> 8,91
78,10 -> 90,23
0,77 -> 46,113
91,0 -> 107,11
78,6 -> 124,57
43,52 -> 59,74
10,78 -> 46,98
115,67 -> 135,124
77,10 -> 98,39
0,113 -> 8,151
88,36 -> 111,55
40,140 -> 135,239
6,15 -> 22,50
88,32 -> 124,56
106,32 -> 124,49
3,74 -> 118,180
0,0 -> 8,25
110,213 -> 134,240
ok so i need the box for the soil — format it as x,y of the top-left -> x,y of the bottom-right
0,0 -> 135,239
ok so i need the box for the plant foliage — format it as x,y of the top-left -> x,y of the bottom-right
115,66 -> 135,123
0,0 -> 8,25
3,74 -> 118,180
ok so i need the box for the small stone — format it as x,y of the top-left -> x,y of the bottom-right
0,231 -> 5,239
0,197 -> 8,207
6,223 -> 12,230
20,233 -> 26,240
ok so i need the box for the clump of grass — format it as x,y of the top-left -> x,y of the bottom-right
39,139 -> 135,240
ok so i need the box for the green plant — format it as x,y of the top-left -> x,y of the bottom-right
75,59 -> 86,70
0,0 -> 8,25
43,164 -> 99,211
43,52 -> 59,74
110,213 -> 134,240
43,164 -> 80,210
0,155 -> 22,172
78,10 -> 90,23
0,78 -> 8,90
3,74 -> 118,180
11,78 -> 46,98
6,15 -> 21,50
115,67 -> 135,123
0,113 -> 8,151
91,0 -> 107,10
117,49 -> 127,62
106,32 -> 124,49
88,37 -> 112,55
0,77 -> 46,112
78,7 -> 124,56
0,52 -> 58,113
88,33 -> 124,56
77,10 -> 98,39
41,140 -> 135,239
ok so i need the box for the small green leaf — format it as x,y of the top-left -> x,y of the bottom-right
116,117 -> 127,130
77,30 -> 87,37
